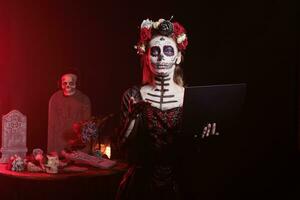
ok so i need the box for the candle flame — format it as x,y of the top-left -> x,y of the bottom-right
100,144 -> 111,159
105,146 -> 111,159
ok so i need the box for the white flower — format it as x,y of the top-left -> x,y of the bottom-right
153,18 -> 165,29
139,44 -> 146,52
141,19 -> 153,29
177,33 -> 187,44
134,44 -> 146,54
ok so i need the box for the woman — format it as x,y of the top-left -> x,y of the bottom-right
116,18 -> 218,200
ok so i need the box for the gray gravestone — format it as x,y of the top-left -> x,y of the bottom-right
0,110 -> 27,163
47,90 -> 91,154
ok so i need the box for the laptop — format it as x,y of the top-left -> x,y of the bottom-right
181,83 -> 246,135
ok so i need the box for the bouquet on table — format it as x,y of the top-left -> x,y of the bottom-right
69,113 -> 114,157
62,113 -> 116,169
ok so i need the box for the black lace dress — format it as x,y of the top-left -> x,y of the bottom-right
116,86 -> 186,200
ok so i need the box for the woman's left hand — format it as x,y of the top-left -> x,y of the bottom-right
201,123 -> 219,138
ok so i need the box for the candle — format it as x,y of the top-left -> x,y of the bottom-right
100,144 -> 111,159
105,145 -> 111,159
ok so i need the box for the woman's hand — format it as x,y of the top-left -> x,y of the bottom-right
121,97 -> 151,140
128,97 -> 150,117
201,123 -> 219,138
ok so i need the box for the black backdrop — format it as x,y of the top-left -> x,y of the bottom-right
0,0 -> 298,199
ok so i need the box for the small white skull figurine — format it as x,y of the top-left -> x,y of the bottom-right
61,73 -> 77,96
45,155 -> 59,174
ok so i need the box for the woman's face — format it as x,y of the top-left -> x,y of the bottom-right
148,35 -> 179,76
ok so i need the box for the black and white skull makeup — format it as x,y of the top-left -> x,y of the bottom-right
61,73 -> 77,96
123,19 -> 188,139
138,35 -> 184,111
149,36 -> 181,76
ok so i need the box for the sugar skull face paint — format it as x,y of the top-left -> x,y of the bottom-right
148,36 -> 179,76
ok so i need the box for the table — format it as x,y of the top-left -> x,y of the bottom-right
0,162 -> 128,200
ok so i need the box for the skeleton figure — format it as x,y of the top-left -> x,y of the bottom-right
48,71 -> 91,154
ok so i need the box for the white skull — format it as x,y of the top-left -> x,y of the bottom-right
148,35 -> 181,76
45,155 -> 59,174
61,73 -> 77,96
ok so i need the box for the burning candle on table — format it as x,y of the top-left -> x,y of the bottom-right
100,144 -> 111,159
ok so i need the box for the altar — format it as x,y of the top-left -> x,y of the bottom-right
0,162 -> 127,200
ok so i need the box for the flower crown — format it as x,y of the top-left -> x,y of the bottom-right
134,18 -> 188,55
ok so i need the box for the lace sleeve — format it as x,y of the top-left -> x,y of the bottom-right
120,86 -> 141,127
117,86 -> 142,152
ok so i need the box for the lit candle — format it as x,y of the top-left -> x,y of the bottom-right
105,145 -> 111,159
100,144 -> 111,159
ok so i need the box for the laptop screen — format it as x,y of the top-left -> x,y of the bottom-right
181,83 -> 246,135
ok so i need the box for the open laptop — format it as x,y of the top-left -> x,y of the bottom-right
181,83 -> 246,135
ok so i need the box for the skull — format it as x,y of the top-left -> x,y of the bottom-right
61,73 -> 77,96
45,155 -> 59,174
148,35 -> 181,76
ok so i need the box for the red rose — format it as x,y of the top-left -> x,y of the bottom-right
173,22 -> 186,36
140,27 -> 152,42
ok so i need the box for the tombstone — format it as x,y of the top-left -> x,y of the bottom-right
0,110 -> 27,163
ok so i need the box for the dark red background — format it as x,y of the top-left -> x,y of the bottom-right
0,0 -> 298,199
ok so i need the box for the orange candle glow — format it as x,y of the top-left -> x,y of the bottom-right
100,144 -> 111,159
105,145 -> 111,159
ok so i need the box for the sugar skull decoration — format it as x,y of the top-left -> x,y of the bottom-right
45,154 -> 59,174
9,155 -> 26,172
61,73 -> 77,96
26,148 -> 46,172
32,148 -> 45,170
